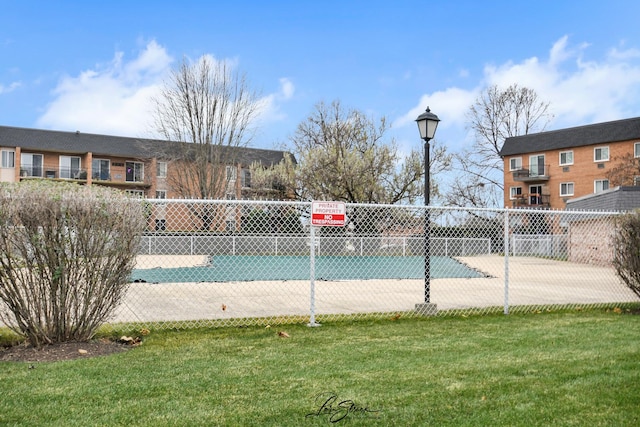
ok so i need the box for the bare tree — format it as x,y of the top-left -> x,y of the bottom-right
280,100 -> 450,205
447,84 -> 553,208
606,153 -> 640,186
151,56 -> 261,229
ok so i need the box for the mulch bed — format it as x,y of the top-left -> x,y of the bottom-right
0,339 -> 134,362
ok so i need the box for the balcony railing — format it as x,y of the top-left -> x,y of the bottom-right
19,163 -> 151,190
511,194 -> 551,208
20,166 -> 87,180
512,165 -> 550,182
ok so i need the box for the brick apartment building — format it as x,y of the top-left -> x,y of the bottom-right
500,116 -> 640,210
0,125 -> 294,201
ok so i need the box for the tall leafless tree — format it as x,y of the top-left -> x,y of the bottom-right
277,100 -> 451,205
447,84 -> 553,208
151,56 -> 261,229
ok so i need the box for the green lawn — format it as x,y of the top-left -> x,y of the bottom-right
1,309 -> 640,426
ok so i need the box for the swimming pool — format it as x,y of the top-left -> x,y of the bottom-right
130,255 -> 484,283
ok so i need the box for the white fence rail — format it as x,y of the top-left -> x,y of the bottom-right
511,234 -> 568,258
139,235 -> 492,257
94,200 -> 640,329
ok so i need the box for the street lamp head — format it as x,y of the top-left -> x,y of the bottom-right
415,107 -> 440,141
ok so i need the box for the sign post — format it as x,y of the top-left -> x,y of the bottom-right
308,201 -> 346,327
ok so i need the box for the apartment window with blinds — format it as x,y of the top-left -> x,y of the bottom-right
509,157 -> 522,171
560,182 -> 574,196
509,187 -> 523,200
157,161 -> 167,178
594,179 -> 609,193
1,150 -> 15,168
594,147 -> 609,162
559,151 -> 573,166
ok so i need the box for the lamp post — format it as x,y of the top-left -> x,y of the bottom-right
415,107 -> 440,308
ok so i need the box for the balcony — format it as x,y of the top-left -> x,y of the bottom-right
512,165 -> 550,182
18,163 -> 151,190
511,193 -> 551,209
20,166 -> 87,180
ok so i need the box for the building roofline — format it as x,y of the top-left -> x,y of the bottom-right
500,116 -> 640,157
0,125 -> 294,166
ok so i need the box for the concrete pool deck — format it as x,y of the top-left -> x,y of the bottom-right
112,255 -> 638,323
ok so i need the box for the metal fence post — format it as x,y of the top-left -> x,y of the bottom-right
504,209 -> 510,315
308,225 -> 320,327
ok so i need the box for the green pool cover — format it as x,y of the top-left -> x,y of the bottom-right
131,255 -> 484,283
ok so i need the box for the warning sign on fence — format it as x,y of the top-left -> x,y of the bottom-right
311,201 -> 346,227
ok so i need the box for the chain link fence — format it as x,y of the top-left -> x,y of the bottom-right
104,199 -> 638,329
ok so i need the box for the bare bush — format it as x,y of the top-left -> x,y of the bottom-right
613,211 -> 640,299
0,181 -> 146,346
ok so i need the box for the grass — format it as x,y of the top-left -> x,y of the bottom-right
1,309 -> 640,426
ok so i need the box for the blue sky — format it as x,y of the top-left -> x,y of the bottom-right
2,0 -> 640,157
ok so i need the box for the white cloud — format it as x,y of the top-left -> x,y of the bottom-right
36,41 -> 293,140
255,77 -> 296,124
279,78 -> 295,100
394,86 -> 476,131
399,35 -> 640,144
0,81 -> 21,94
485,37 -> 640,127
37,40 -> 172,137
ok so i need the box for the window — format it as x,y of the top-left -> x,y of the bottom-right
594,146 -> 609,162
529,185 -> 543,205
156,161 -> 167,178
92,159 -> 110,180
634,176 -> 640,186
509,187 -> 523,200
509,157 -> 522,171
125,161 -> 144,182
594,179 -> 609,193
59,156 -> 81,179
226,165 -> 237,181
241,169 -> 251,188
529,154 -> 545,176
560,182 -> 574,196
20,153 -> 43,177
1,150 -> 15,168
635,142 -> 640,158
559,151 -> 573,166
155,190 -> 167,199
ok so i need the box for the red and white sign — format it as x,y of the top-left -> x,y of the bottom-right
311,201 -> 346,227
